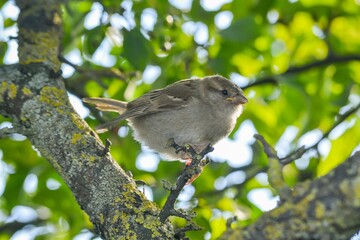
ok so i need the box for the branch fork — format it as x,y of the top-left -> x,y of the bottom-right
159,138 -> 214,232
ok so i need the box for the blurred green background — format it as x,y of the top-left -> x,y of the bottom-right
0,0 -> 359,239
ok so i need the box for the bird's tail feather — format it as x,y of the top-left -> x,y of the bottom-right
83,97 -> 128,133
83,97 -> 127,113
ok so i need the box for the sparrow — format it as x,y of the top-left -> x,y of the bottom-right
83,75 -> 248,163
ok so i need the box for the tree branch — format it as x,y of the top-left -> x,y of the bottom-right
281,103 -> 360,165
1,1 -> 175,238
218,105 -> 360,239
244,55 -> 360,89
221,151 -> 360,240
59,55 -> 131,81
59,55 -> 137,98
1,64 -> 174,240
159,139 -> 213,224
254,134 -> 292,201
0,219 -> 46,234
286,55 -> 360,74
0,126 -> 17,138
200,103 -> 360,198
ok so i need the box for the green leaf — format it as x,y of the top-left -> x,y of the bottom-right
300,0 -> 337,7
3,18 -> 15,28
220,16 -> 260,43
84,80 -> 104,97
317,119 -> 360,176
123,29 -> 152,70
83,26 -> 106,56
0,43 -> 8,62
210,217 -> 226,239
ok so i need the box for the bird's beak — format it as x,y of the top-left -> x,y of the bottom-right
226,94 -> 248,105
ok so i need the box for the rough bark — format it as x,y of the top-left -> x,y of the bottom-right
1,1 -> 360,240
1,0 -> 174,239
221,151 -> 360,240
0,63 -> 174,239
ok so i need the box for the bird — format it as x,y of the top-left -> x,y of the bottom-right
83,75 -> 248,164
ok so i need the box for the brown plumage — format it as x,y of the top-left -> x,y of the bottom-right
83,75 -> 248,161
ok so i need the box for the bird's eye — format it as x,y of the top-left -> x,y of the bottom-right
221,89 -> 228,96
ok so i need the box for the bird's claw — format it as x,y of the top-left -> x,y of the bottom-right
167,138 -> 214,162
166,138 -> 186,154
166,138 -> 214,184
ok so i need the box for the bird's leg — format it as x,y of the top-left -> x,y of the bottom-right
185,157 -> 212,184
167,138 -> 214,184
166,138 -> 187,154
159,141 -> 213,223
184,144 -> 213,184
167,138 -> 214,163
198,144 -> 215,160
185,158 -> 192,166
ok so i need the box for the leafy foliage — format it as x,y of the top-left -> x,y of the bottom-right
0,0 -> 359,239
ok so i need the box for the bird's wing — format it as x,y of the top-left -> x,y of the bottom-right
94,79 -> 200,133
120,79 -> 199,119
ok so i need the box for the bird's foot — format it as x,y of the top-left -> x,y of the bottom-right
185,158 -> 192,166
166,138 -> 187,154
166,138 -> 214,161
167,138 -> 214,184
185,158 -> 211,184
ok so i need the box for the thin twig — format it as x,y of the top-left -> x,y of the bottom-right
200,104 -> 359,197
254,134 -> 278,159
59,55 -> 132,87
159,139 -> 213,223
287,55 -> 360,74
254,134 -> 292,201
174,221 -> 202,239
280,146 -> 306,165
59,55 -> 81,71
101,138 -> 112,156
281,103 -> 360,165
226,216 -> 238,229
244,55 -> 360,89
0,127 -> 17,138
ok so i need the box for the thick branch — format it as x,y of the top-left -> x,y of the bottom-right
1,1 -> 174,238
221,151 -> 360,239
0,63 -> 174,239
16,0 -> 62,72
